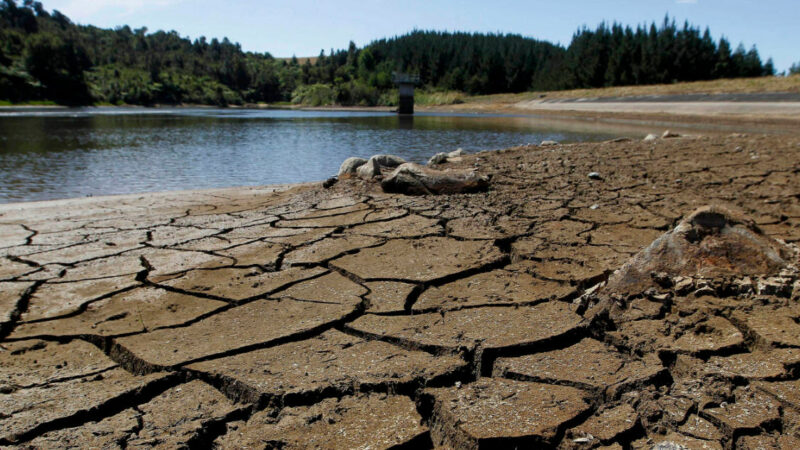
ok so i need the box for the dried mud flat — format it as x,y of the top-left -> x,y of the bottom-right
1,133 -> 799,449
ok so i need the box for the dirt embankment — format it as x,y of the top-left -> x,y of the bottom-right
420,76 -> 800,134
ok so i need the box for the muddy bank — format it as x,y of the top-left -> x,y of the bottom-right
1,133 -> 799,448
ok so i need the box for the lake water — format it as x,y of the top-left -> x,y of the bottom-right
0,108 -> 638,203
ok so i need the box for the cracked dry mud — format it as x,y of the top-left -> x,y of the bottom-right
1,133 -> 800,449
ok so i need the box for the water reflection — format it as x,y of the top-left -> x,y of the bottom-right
0,108 -> 639,203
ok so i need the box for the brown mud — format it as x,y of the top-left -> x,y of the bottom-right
1,132 -> 799,448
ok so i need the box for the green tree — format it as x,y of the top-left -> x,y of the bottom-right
24,32 -> 91,103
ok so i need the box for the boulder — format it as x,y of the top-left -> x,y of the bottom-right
381,163 -> 490,195
428,149 -> 467,166
357,154 -> 407,180
369,154 -> 406,168
540,140 -> 558,146
338,157 -> 368,178
604,206 -> 794,298
356,157 -> 381,179
447,148 -> 466,158
427,153 -> 449,166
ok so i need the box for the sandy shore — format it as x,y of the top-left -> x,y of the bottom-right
1,117 -> 799,447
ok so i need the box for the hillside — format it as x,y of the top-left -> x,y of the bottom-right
0,0 -> 778,106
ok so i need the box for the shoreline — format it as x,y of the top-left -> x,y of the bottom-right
0,183 -> 313,212
4,100 -> 798,132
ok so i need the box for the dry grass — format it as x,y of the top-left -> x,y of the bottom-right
415,90 -> 467,106
463,75 -> 800,105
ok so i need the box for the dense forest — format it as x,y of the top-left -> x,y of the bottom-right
0,0 -> 780,106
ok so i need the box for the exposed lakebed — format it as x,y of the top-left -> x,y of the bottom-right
0,108 -> 633,203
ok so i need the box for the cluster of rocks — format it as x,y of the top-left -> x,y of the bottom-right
337,149 -> 489,195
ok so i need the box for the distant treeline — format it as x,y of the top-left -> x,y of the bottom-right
0,0 -> 779,106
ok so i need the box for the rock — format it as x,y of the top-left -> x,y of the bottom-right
644,134 -> 658,141
427,152 -> 449,165
356,157 -> 381,179
322,176 -> 337,188
369,154 -> 406,168
662,130 -> 681,138
652,442 -> 689,450
588,172 -> 603,180
425,148 -> 467,166
381,163 -> 490,195
447,148 -> 466,158
601,206 -> 794,298
356,154 -> 407,180
540,140 -> 558,146
337,157 -> 367,178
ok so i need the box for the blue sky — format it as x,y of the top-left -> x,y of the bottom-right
43,0 -> 799,72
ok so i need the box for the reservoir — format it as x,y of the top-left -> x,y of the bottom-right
0,108 -> 634,203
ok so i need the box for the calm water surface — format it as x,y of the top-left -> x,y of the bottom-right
0,108 -> 634,203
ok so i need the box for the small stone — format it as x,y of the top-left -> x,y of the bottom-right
662,130 -> 681,138
674,277 -> 694,294
540,140 -> 558,146
643,134 -> 658,142
588,172 -> 603,180
652,441 -> 689,450
757,277 -> 792,296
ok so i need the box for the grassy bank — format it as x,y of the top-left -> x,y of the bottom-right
0,100 -> 59,107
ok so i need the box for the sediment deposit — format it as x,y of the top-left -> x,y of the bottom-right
1,133 -> 799,449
